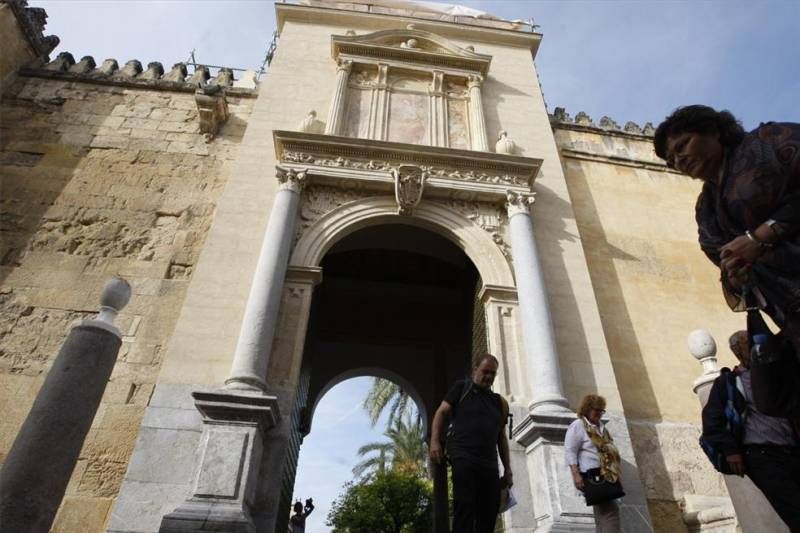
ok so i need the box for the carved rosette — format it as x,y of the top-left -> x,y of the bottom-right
276,166 -> 307,194
506,191 -> 535,217
392,165 -> 427,216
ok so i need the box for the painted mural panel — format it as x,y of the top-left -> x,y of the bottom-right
447,98 -> 470,149
342,87 -> 371,139
388,91 -> 429,145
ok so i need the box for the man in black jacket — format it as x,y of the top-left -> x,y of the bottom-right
702,331 -> 800,530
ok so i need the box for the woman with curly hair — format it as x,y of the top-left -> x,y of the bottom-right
564,394 -> 623,532
654,106 -> 800,347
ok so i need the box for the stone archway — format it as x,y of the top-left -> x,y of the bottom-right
280,220 -> 487,533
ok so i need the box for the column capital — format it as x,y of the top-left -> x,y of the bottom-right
467,74 -> 483,88
506,191 -> 535,217
276,166 -> 307,193
336,57 -> 353,73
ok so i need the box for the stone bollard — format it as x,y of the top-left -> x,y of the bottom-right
0,277 -> 131,533
688,329 -> 789,533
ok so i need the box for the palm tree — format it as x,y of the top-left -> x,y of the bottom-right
362,377 -> 416,428
353,416 -> 428,480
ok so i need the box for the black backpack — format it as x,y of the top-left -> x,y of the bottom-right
699,370 -> 744,475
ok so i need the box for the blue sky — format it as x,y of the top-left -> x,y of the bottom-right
30,1 -> 799,530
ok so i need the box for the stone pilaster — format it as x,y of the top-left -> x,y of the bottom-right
505,191 -> 570,415
367,63 -> 390,141
225,167 -> 306,392
428,70 -> 448,147
324,58 -> 352,135
467,74 -> 489,151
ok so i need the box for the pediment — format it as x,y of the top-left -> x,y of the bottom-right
332,29 -> 491,75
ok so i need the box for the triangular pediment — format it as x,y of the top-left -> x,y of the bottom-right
332,29 -> 491,75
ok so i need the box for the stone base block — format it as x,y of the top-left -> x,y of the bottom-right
160,501 -> 255,533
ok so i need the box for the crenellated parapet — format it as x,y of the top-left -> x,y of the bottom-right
3,0 -> 59,60
550,106 -> 656,138
20,52 -> 259,95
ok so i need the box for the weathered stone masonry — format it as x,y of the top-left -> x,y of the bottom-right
0,56 -> 256,531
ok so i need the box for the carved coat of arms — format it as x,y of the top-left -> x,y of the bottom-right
391,164 -> 427,216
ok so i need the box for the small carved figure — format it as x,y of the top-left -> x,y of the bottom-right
298,110 -> 322,134
495,130 -> 516,155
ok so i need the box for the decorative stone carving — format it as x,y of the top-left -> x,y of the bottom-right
187,65 -> 210,85
68,55 -> 95,74
467,75 -> 489,151
138,61 -> 164,80
276,166 -> 307,194
445,81 -> 467,97
44,51 -> 74,72
296,185 -> 363,244
324,59 -> 353,135
495,130 -> 516,155
552,107 -> 572,123
573,111 -> 594,126
399,38 -> 419,49
163,62 -> 188,82
298,111 -> 323,134
114,59 -> 142,78
506,191 -> 536,217
598,116 -> 620,130
642,122 -> 656,135
281,151 -> 530,188
391,165 -> 427,215
194,87 -> 229,142
624,121 -> 643,134
349,70 -> 376,89
93,58 -> 118,76
345,29 -> 356,36
447,200 -> 511,261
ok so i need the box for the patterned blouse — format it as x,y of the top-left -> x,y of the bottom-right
695,122 -> 800,321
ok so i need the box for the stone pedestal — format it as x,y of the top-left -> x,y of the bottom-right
514,413 -> 595,532
159,390 -> 280,533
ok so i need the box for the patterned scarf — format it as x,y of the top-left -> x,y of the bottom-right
582,418 -> 621,483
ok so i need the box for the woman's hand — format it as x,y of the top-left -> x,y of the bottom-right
573,472 -> 584,491
719,235 -> 762,273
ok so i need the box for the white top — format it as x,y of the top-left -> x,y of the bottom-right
564,417 -> 604,472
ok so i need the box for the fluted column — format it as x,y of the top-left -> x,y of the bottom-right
506,191 -> 570,414
367,63 -> 390,141
225,167 -> 306,392
467,74 -> 489,151
324,58 -> 352,135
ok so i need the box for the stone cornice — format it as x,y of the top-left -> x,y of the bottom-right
273,130 -> 541,202
332,29 -> 492,76
276,4 -> 542,57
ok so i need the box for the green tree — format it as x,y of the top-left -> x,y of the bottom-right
326,470 -> 433,533
362,378 -> 415,428
352,416 -> 428,479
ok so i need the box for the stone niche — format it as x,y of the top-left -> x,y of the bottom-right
325,28 -> 492,151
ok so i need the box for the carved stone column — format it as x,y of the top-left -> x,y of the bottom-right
429,70 -> 448,147
225,167 -> 307,392
324,58 -> 352,135
505,191 -> 570,415
368,63 -> 390,141
467,74 -> 489,151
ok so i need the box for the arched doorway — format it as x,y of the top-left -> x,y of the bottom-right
279,223 -> 484,532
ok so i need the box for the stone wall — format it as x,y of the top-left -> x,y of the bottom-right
0,70 -> 255,531
552,110 -> 741,531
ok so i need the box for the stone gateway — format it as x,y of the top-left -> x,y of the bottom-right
0,0 -> 751,531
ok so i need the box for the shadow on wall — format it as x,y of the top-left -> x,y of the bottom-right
556,162 -> 681,527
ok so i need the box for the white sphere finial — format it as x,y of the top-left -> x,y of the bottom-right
688,329 -> 716,360
97,277 -> 131,326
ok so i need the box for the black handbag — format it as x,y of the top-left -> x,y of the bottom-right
581,468 -> 625,506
